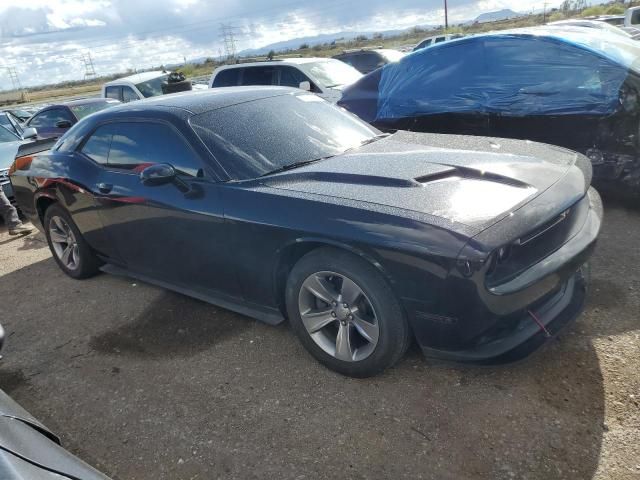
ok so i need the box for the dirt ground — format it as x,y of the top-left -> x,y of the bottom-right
0,200 -> 638,480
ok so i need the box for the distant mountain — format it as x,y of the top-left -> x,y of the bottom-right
237,29 -> 414,57
474,9 -> 522,23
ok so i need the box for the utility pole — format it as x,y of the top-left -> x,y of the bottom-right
444,0 -> 449,30
543,1 -> 549,23
7,67 -> 29,102
220,23 -> 239,63
81,52 -> 96,79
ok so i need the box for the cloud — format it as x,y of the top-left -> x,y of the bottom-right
0,0 -> 552,88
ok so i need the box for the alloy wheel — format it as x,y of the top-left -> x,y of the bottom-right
298,271 -> 379,362
49,216 -> 80,271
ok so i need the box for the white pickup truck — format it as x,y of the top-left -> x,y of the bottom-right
625,6 -> 640,27
101,71 -> 205,103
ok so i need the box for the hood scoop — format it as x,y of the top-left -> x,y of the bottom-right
415,166 -> 532,189
265,171 -> 422,188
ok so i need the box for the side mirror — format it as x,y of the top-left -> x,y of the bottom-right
56,120 -> 72,129
298,81 -> 311,91
22,127 -> 38,139
140,163 -> 176,186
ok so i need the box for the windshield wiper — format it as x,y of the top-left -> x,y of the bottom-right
343,133 -> 391,154
258,134 -> 391,178
259,157 -> 330,178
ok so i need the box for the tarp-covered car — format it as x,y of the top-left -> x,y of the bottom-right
338,27 -> 640,197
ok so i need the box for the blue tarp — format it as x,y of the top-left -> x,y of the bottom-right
376,27 -> 640,121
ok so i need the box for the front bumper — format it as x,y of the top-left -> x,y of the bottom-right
407,187 -> 602,363
420,264 -> 588,363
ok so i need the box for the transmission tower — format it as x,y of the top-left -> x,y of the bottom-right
220,24 -> 239,63
82,52 -> 97,79
7,67 -> 29,102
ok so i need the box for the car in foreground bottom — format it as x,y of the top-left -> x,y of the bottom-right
0,325 -> 111,480
10,88 -> 602,377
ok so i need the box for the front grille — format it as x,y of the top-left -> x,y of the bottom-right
486,195 -> 589,287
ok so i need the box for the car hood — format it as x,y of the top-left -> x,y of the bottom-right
261,131 -> 590,235
0,140 -> 24,170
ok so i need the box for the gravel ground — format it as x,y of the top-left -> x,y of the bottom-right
0,201 -> 638,480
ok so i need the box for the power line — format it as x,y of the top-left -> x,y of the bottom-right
6,67 -> 29,101
81,52 -> 96,79
220,24 -> 239,63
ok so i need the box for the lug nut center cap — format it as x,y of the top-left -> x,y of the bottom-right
333,304 -> 350,320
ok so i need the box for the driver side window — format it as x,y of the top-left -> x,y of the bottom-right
122,87 -> 139,103
29,108 -> 74,128
82,122 -> 205,177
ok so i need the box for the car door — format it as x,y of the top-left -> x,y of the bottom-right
276,66 -> 318,91
27,108 -> 75,139
86,120 -> 238,297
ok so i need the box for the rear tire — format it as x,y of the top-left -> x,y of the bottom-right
44,204 -> 102,279
286,247 -> 410,377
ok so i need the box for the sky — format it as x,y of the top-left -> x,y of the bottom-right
0,0 -> 553,88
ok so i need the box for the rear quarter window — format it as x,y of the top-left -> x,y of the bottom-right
213,69 -> 240,87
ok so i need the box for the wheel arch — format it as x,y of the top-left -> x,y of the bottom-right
35,192 -> 59,226
272,237 -> 397,316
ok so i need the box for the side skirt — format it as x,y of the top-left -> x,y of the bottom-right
100,264 -> 285,326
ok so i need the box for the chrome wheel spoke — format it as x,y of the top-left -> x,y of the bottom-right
304,275 -> 338,305
61,244 -> 73,266
340,276 -> 362,305
301,308 -> 335,334
49,230 -> 66,243
71,244 -> 79,267
335,323 -> 354,361
53,216 -> 67,233
352,315 -> 379,344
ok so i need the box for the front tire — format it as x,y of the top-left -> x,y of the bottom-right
286,247 -> 410,377
44,204 -> 102,279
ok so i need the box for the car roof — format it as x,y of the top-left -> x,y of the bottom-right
55,98 -> 119,107
104,71 -> 166,86
103,86 -> 299,116
216,57 -> 332,69
413,26 -> 639,66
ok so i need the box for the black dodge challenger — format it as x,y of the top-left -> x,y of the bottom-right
10,87 -> 603,377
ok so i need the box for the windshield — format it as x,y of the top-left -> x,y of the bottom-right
135,74 -> 170,97
299,60 -> 362,88
69,100 -> 119,120
191,93 -> 378,180
0,125 -> 19,143
379,49 -> 405,62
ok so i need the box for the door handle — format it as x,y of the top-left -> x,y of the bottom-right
97,182 -> 113,194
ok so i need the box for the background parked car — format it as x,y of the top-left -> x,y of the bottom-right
209,58 -> 362,102
339,27 -> 640,197
0,125 -> 38,207
412,33 -> 464,51
332,48 -> 405,74
25,98 -> 120,139
547,19 -> 632,37
102,71 -> 204,103
0,112 -> 26,138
